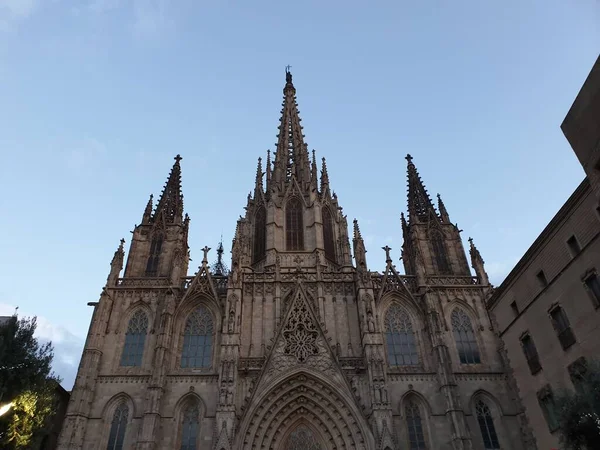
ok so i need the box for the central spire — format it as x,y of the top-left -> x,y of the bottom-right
270,68 -> 312,192
405,154 -> 437,223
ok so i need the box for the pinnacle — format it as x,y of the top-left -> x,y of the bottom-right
320,157 -> 330,193
353,219 -> 363,241
405,154 -> 436,223
153,155 -> 184,224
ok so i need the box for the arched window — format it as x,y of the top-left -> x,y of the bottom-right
322,207 -> 336,262
451,308 -> 481,364
106,403 -> 128,450
181,306 -> 214,368
384,305 -> 419,366
180,401 -> 200,450
120,311 -> 148,367
405,401 -> 427,449
253,207 -> 266,263
286,198 -> 304,251
476,400 -> 500,449
145,234 -> 163,277
431,232 -> 450,274
285,425 -> 323,450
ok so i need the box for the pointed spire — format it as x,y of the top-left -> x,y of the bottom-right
311,149 -> 318,191
142,194 -> 153,224
211,236 -> 229,276
153,155 -> 184,224
271,68 -> 311,190
352,219 -> 368,271
469,237 -> 489,285
265,150 -> 272,190
437,193 -> 450,222
405,154 -> 436,223
320,157 -> 330,193
254,157 -> 264,198
107,238 -> 125,285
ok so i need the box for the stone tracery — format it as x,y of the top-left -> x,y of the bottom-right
283,292 -> 319,362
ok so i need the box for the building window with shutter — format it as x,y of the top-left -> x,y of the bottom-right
145,234 -> 163,277
549,305 -> 576,350
520,333 -> 541,374
584,272 -> 600,308
322,207 -> 336,262
537,386 -> 559,432
253,207 -> 266,263
286,197 -> 304,251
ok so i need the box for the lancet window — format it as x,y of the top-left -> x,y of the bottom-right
405,401 -> 427,449
286,197 -> 304,250
475,400 -> 500,449
145,234 -> 163,277
431,231 -> 450,274
322,207 -> 336,262
120,310 -> 148,367
106,403 -> 128,450
384,305 -> 419,366
451,308 -> 481,364
179,401 -> 200,450
181,306 -> 214,368
253,206 -> 266,263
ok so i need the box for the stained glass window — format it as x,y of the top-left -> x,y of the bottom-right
106,403 -> 128,450
322,207 -> 336,262
476,400 -> 500,449
181,306 -> 214,368
180,402 -> 200,450
285,425 -> 322,450
120,311 -> 148,367
406,401 -> 427,449
145,234 -> 163,277
253,207 -> 266,263
286,198 -> 304,251
451,308 -> 480,364
385,305 -> 419,366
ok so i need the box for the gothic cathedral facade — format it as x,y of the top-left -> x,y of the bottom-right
58,71 -> 535,450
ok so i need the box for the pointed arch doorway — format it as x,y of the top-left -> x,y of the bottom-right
280,421 -> 325,450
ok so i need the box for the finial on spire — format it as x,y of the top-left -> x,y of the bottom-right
201,246 -> 211,265
285,65 -> 294,87
175,154 -> 182,163
405,154 -> 413,164
382,245 -> 392,264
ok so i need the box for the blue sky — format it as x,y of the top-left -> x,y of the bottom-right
0,1 -> 598,389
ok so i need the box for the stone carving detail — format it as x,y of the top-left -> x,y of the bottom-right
285,425 -> 323,450
283,293 -> 319,362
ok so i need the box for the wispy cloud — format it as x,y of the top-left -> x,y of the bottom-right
0,0 -> 38,31
0,303 -> 84,390
132,0 -> 173,38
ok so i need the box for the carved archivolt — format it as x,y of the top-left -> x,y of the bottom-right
241,373 -> 370,450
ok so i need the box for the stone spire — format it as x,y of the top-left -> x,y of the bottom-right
153,154 -> 184,224
311,149 -> 318,191
142,194 -> 153,225
211,237 -> 229,276
107,238 -> 125,286
469,237 -> 489,285
320,157 -> 330,194
352,219 -> 368,271
437,193 -> 450,223
405,154 -> 436,223
254,157 -> 264,198
265,150 -> 272,189
271,68 -> 311,191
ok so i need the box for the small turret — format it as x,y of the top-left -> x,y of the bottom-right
107,238 -> 125,286
469,237 -> 489,285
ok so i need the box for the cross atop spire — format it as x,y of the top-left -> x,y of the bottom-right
405,154 -> 436,223
153,155 -> 184,224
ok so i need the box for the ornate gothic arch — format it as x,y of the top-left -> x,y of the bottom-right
237,371 -> 374,450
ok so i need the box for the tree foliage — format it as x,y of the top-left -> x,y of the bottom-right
0,315 -> 61,449
555,359 -> 600,449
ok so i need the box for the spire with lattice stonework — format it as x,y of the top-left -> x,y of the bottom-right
405,154 -> 436,223
211,238 -> 229,276
153,154 -> 184,224
270,68 -> 312,192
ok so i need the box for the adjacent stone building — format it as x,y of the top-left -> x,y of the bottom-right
58,70 -> 533,450
487,54 -> 600,449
